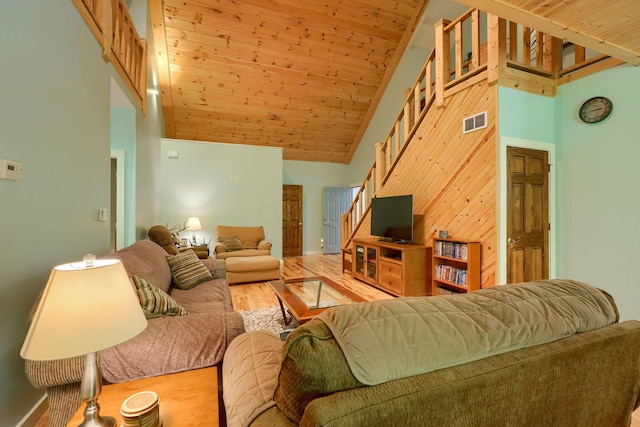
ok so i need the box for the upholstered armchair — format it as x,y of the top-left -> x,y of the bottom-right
214,225 -> 272,259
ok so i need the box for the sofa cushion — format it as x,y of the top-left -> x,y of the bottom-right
217,225 -> 265,249
216,249 -> 271,260
171,278 -> 235,315
166,250 -> 212,290
107,240 -> 173,293
225,255 -> 280,272
274,320 -> 363,422
130,275 -> 188,318
222,331 -> 283,427
100,312 -> 227,383
218,234 -> 244,252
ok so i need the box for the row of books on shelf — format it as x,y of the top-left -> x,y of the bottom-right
434,240 -> 468,260
434,265 -> 468,286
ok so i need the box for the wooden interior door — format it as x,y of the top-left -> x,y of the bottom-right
283,185 -> 303,257
506,147 -> 549,283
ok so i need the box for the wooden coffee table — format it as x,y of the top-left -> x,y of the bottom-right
66,367 -> 219,426
268,276 -> 366,324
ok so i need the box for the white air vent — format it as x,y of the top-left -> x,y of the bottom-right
462,111 -> 488,134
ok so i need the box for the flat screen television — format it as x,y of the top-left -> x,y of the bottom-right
370,194 -> 413,243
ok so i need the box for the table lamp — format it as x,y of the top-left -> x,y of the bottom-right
21,255 -> 148,427
186,216 -> 202,246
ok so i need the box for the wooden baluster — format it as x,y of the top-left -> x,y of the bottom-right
535,30 -> 544,69
544,34 -> 562,75
487,14 -> 506,85
471,10 -> 480,69
523,26 -> 531,66
375,143 -> 385,194
455,21 -> 463,79
403,102 -> 411,142
575,45 -> 586,64
413,80 -> 421,123
434,19 -> 450,109
508,21 -> 517,62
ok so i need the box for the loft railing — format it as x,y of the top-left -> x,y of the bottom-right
72,0 -> 147,114
340,8 -> 618,253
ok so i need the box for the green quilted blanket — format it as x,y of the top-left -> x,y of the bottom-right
317,279 -> 618,385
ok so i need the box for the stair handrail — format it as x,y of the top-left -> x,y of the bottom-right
72,0 -> 147,114
340,8 -> 617,253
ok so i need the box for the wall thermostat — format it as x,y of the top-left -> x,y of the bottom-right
0,159 -> 23,181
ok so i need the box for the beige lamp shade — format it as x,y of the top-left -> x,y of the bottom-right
186,217 -> 202,231
20,259 -> 147,361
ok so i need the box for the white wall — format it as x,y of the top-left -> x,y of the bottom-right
1,1 -> 163,423
347,45 -> 429,184
160,139 -> 284,258
555,65 -> 640,321
132,3 -> 165,239
0,1 -> 112,423
283,161 -> 351,254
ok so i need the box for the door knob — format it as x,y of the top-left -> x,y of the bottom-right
507,238 -> 521,243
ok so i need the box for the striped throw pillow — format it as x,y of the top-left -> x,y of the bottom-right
130,275 -> 188,318
218,234 -> 244,251
166,250 -> 213,289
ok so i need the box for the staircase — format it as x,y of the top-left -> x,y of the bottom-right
340,8 -> 622,273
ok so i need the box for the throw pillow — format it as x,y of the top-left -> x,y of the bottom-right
218,234 -> 244,252
130,275 -> 188,319
166,250 -> 213,289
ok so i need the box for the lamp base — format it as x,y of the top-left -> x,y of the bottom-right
78,400 -> 116,427
78,352 -> 117,427
78,413 -> 116,427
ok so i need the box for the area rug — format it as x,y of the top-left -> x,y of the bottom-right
239,307 -> 299,335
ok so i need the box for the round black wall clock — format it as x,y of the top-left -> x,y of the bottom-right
579,96 -> 613,123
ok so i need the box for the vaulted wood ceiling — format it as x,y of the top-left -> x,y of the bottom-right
151,0 -> 640,164
151,0 -> 427,163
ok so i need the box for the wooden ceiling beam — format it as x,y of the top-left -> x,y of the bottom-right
149,0 -> 176,138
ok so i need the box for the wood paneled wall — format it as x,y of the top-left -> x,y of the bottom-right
354,79 -> 497,288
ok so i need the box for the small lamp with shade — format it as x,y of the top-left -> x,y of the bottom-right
20,255 -> 147,427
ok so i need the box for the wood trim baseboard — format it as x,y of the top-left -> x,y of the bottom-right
17,394 -> 48,427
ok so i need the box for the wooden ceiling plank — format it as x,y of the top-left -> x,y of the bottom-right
165,33 -> 392,79
173,106 -> 365,125
176,109 -> 357,130
163,1 -> 405,47
166,51 -> 385,87
168,0 -> 417,40
168,61 -> 377,98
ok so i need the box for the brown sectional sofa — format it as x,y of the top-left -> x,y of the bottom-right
222,279 -> 640,426
25,240 -> 245,427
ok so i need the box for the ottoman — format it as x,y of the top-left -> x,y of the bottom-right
225,255 -> 281,285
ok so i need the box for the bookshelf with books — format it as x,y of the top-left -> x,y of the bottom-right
432,238 -> 480,295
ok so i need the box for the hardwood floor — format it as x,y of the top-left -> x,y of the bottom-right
230,253 -> 392,311
32,253 -> 640,426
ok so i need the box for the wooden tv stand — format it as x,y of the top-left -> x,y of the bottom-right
352,238 -> 431,297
